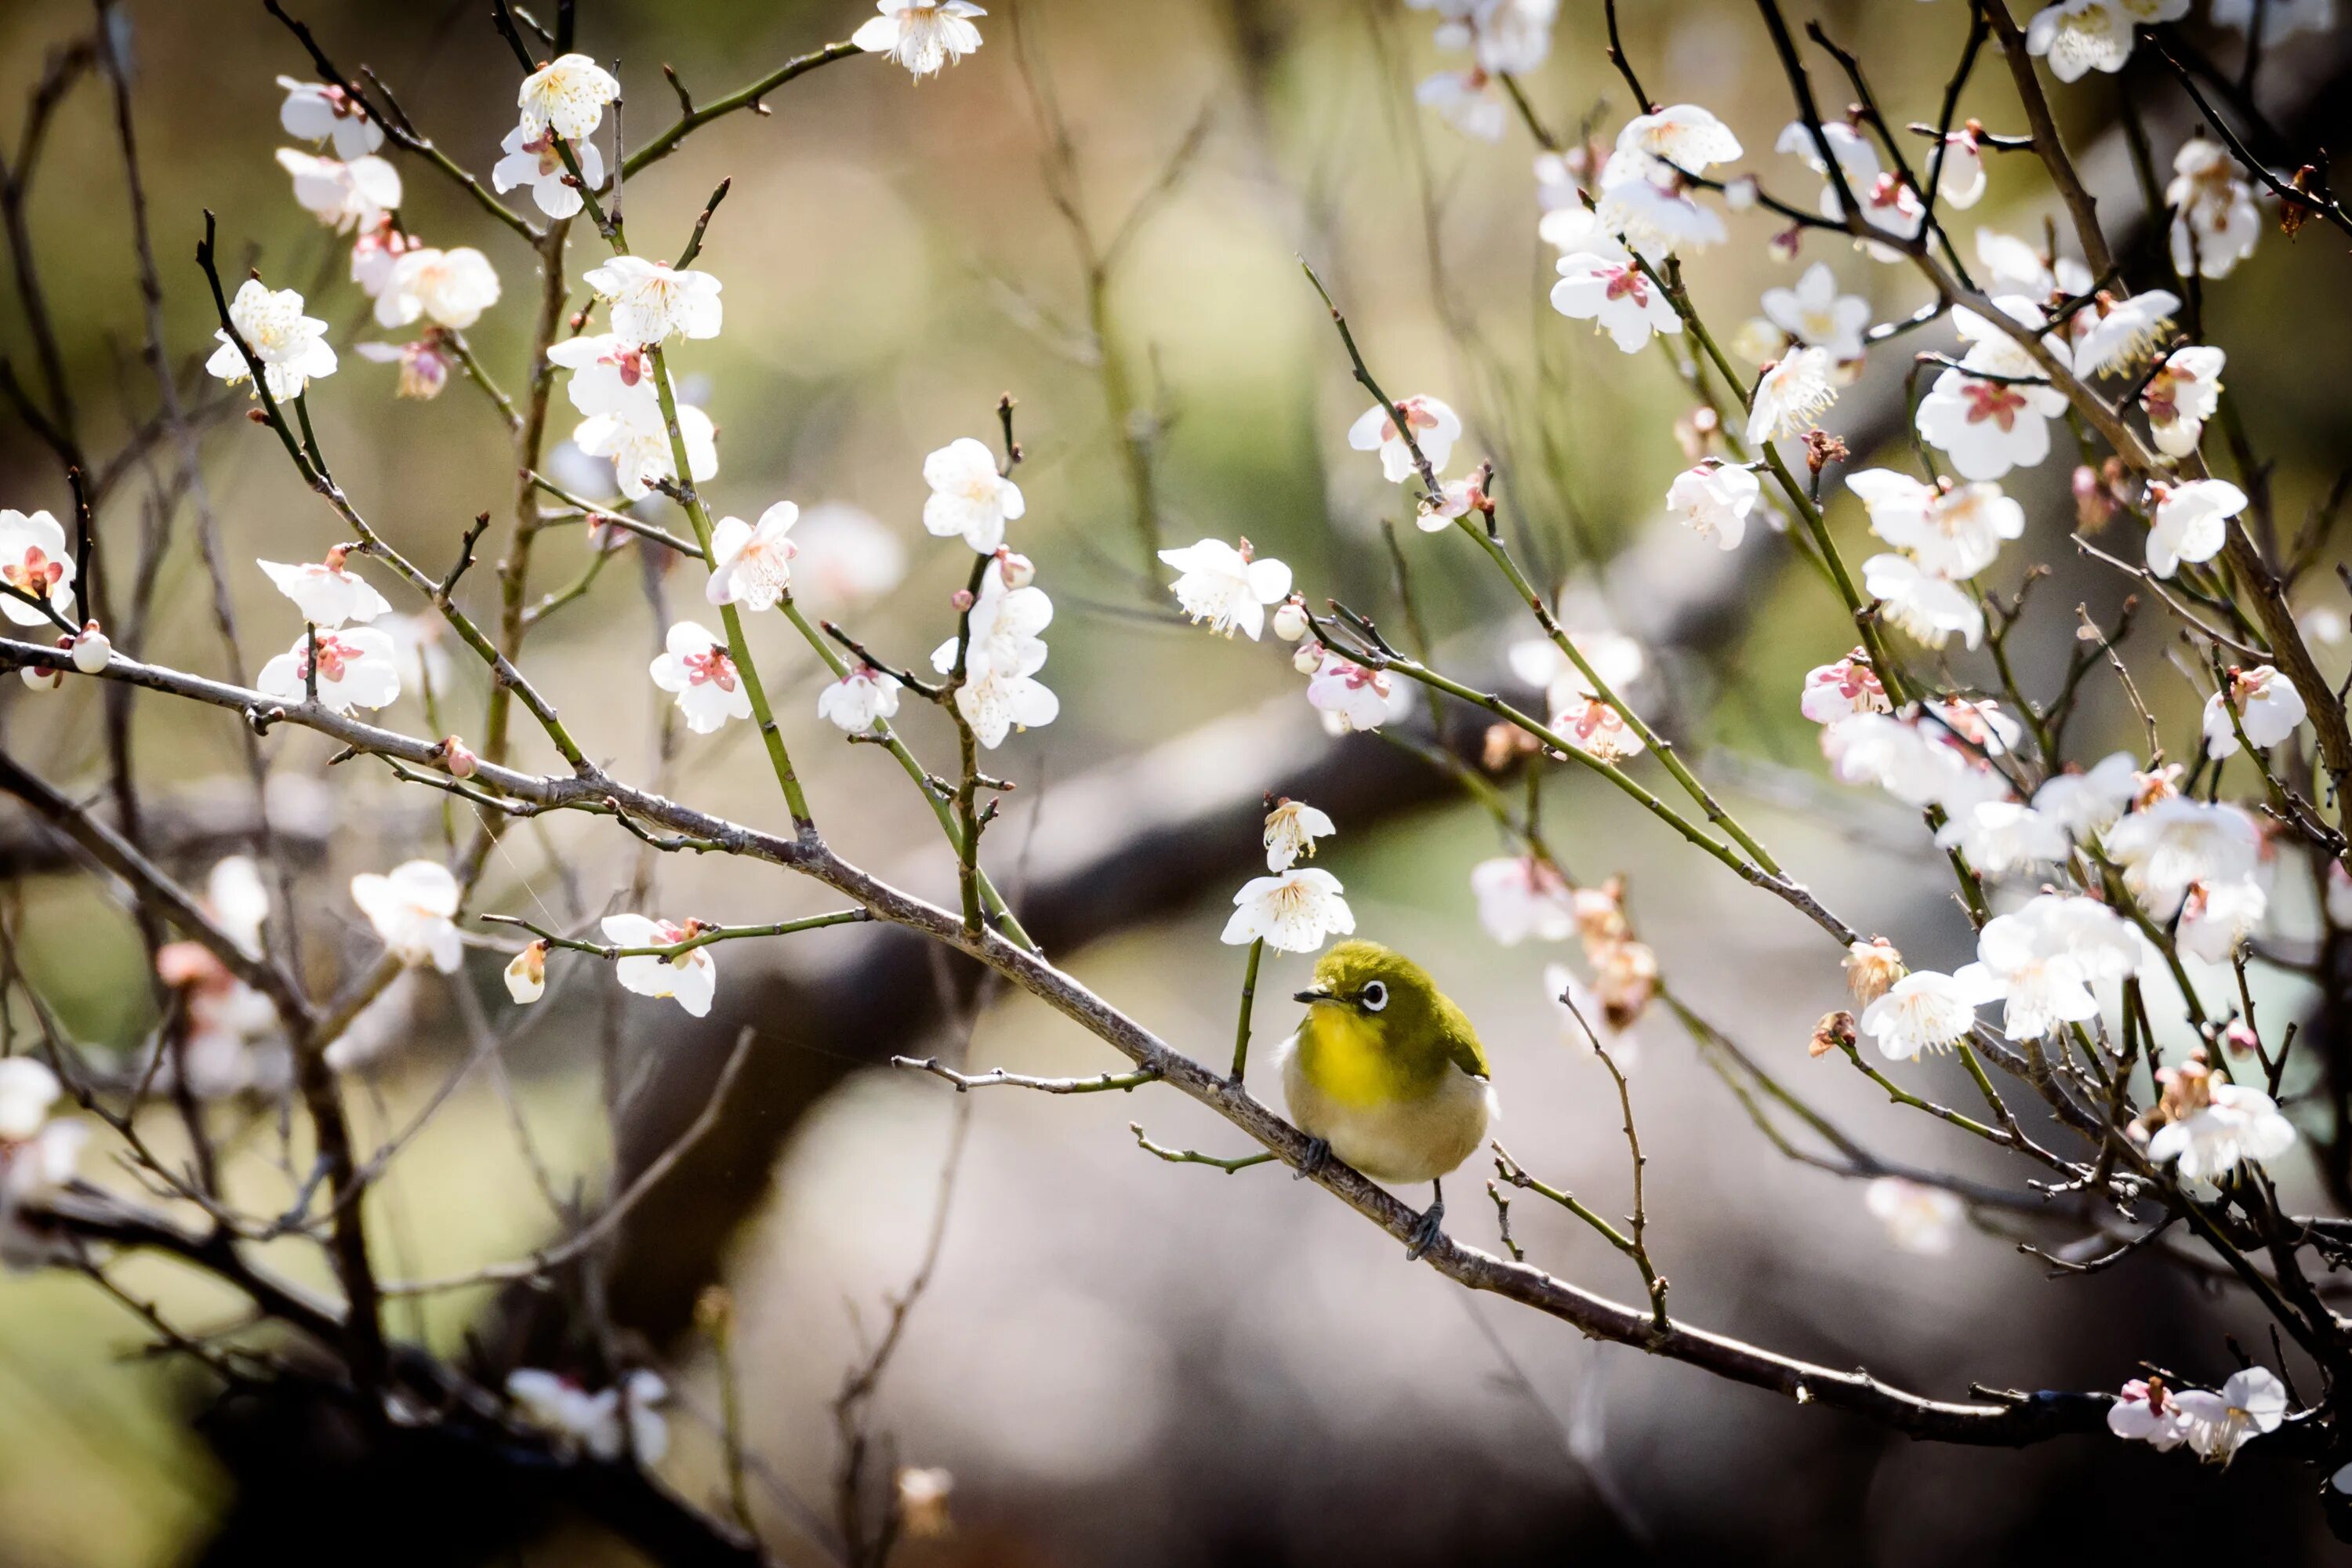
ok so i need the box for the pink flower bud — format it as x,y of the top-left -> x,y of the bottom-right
1271,600 -> 1311,642
951,588 -> 975,612
1292,640 -> 1325,676
441,735 -> 479,778
996,550 -> 1035,590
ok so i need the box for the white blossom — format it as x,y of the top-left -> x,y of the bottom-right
278,78 -> 383,159
1955,905 -> 2102,1040
349,220 -> 417,300
2106,796 -> 2262,920
1927,126 -> 1988,209
1470,855 -> 1575,945
1305,650 -> 1393,733
274,149 -> 401,232
1665,462 -> 1759,550
1935,800 -> 2068,880
2142,345 -> 2225,457
0,1058 -> 62,1144
574,397 -> 718,502
1746,347 -> 1838,447
1859,970 -> 1983,1061
1824,710 -> 2012,814
493,124 -> 603,220
650,622 -> 752,735
1974,227 -> 2092,300
259,553 -> 391,628
1915,327 -> 2067,481
374,246 -> 502,332
1800,648 -> 1889,724
583,256 -> 723,347
350,861 -> 462,972
1775,118 -> 1880,185
517,54 -> 620,142
603,915 -> 717,1018
2167,139 -> 2263,279
1864,553 -> 1985,650
1551,245 -> 1682,353
2073,289 -> 2179,377
2178,876 -> 2268,964
0,509 -> 76,626
206,279 -> 337,401
1221,868 -> 1356,953
1550,691 -> 1643,761
1444,0 -> 1557,74
1613,103 -> 1743,179
507,1368 -> 671,1463
2109,1378 -> 2192,1451
1348,396 -> 1461,483
2151,1075 -> 2296,1184
2172,1367 -> 2287,1466
1593,167 -> 1726,260
921,437 -> 1024,553
790,505 -> 906,607
1263,799 -> 1336,873
2145,478 -> 2246,578
931,573 -> 1057,748
816,666 -> 902,734
1865,1177 -> 1964,1254
2025,0 -> 2188,83
2031,751 -> 2140,840
1416,68 -> 1506,142
2203,663 -> 2307,757
853,2 -> 987,78
256,626 -> 401,712
1157,538 -> 1294,640
706,502 -> 800,612
1761,263 -> 1871,361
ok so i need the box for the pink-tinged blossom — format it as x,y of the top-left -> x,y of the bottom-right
256,626 -> 400,712
1824,712 -> 2009,814
206,279 -> 337,401
921,437 -> 1024,554
547,332 -> 657,416
1552,245 -> 1682,354
2145,478 -> 2246,578
278,77 -> 383,159
350,860 -> 463,972
349,218 -> 417,300
1800,648 -> 1889,725
650,622 -> 752,735
1305,651 -> 1394,734
493,124 -> 603,220
2141,345 -> 2225,457
2203,663 -> 2307,757
1348,396 -> 1461,483
1550,691 -> 1643,761
1846,470 -> 2024,580
1665,461 -> 1759,550
1927,124 -> 1988,209
1859,971 -> 1982,1061
355,337 -> 452,400
602,915 -> 717,1018
1158,538 -> 1294,640
706,502 -> 800,612
259,551 -> 391,628
517,54 -> 620,141
2109,1377 -> 2191,1451
1221,868 -> 1356,953
0,508 -> 76,626
1865,1177 -> 1964,1254
275,149 -> 401,232
583,256 -> 722,347
853,2 -> 988,78
1864,553 -> 1984,649
1470,855 -> 1576,945
2167,138 -> 2263,279
816,666 -> 903,734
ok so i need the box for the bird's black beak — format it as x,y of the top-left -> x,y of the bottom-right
1293,986 -> 1333,1004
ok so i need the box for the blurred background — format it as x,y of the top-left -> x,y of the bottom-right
4,0 -> 2352,1562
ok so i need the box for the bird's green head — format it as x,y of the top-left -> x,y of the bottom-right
1292,940 -> 1472,1069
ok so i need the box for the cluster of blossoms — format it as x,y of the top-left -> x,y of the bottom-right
506,1368 -> 670,1462
1408,0 -> 1559,142
1224,800 -> 1354,953
252,547 -> 402,714
2109,1365 -> 2288,1466
1470,857 -> 1657,1062
0,507 -> 103,684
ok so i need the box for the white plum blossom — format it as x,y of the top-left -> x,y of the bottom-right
2178,877 -> 2268,964
2110,1378 -> 2193,1451
2173,1367 -> 2288,1466
1926,125 -> 1988,209
494,124 -> 604,220
374,246 -> 502,331
2167,139 -> 2263,279
1934,800 -> 2069,880
1436,0 -> 1559,74
575,397 -> 718,501
350,861 -> 463,972
789,505 -> 906,607
706,502 -> 800,612
206,279 -> 337,401
1865,1177 -> 1964,1255
1776,118 -> 1881,186
1263,799 -> 1337,873
1348,396 -> 1461,483
583,256 -> 723,347
259,553 -> 391,628
1665,462 -> 1759,550
1826,706 -> 2016,813
256,626 -> 401,712
1508,631 -> 1647,727
2149,1074 -> 2296,1183
853,2 -> 988,78
0,1058 -> 84,1270
2031,752 -> 2140,840
0,508 -> 75,626
2106,796 -> 2262,919
931,574 -> 1057,749
2025,0 -> 2188,82
816,666 -> 903,734
1955,904 -> 2103,1040
517,54 -> 621,141
0,1058 -> 64,1143
275,149 -> 401,232
1915,313 -> 2069,480
2203,664 -> 2307,757
1761,263 -> 1871,361
2142,345 -> 2225,457
1221,868 -> 1356,953
1612,103 -> 1744,180
349,220 -> 416,300
1551,691 -> 1643,762
1551,243 -> 1683,354
1470,855 -> 1576,945
278,78 -> 383,159
921,437 -> 1024,553
547,332 -> 655,416
1846,470 -> 2024,581
1800,648 -> 1889,725
1305,650 -> 1394,733
650,622 -> 752,735
2146,478 -> 2246,578
1158,538 -> 1294,640
1746,347 -> 1838,447
1975,227 -> 2092,301
2073,290 -> 2179,377
1860,970 -> 1982,1061
1864,553 -> 1985,650
1593,167 -> 1726,260
603,915 -> 717,1018
1416,68 -> 1506,143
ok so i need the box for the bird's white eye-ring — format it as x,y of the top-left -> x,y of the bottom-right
1360,981 -> 1388,1012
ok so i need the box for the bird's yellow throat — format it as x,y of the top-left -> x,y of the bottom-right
1295,1003 -> 1437,1108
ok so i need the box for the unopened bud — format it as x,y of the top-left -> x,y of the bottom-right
1272,599 -> 1310,641
1292,640 -> 1326,676
1769,226 -> 1802,263
950,588 -> 975,612
1810,1009 -> 1857,1058
1723,176 -> 1758,212
441,735 -> 479,778
504,939 -> 546,1004
20,662 -> 63,691
996,550 -> 1035,590
1843,936 -> 1906,1004
246,408 -> 270,424
71,622 -> 111,674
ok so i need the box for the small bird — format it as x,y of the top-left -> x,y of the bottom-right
1277,940 -> 1495,1260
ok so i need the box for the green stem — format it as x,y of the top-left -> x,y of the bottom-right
1230,938 -> 1265,1082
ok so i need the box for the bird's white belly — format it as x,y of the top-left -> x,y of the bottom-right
1278,1035 -> 1493,1184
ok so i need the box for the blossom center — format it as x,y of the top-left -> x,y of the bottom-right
681,648 -> 738,691
1961,380 -> 2027,431
2,547 -> 64,599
